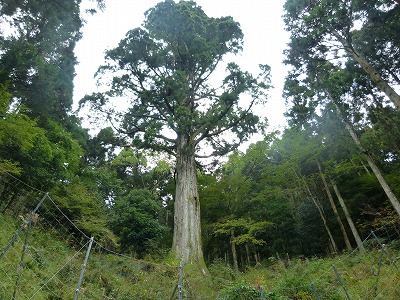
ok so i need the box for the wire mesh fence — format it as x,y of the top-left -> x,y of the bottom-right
0,196 -> 93,298
1,171 -> 400,299
251,229 -> 400,300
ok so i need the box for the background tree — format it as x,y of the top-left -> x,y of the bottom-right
200,135 -> 305,265
108,188 -> 167,255
282,4 -> 400,244
0,85 -> 41,174
283,0 -> 400,109
0,0 -> 104,121
283,0 -> 400,228
0,0 -> 107,186
0,0 -> 124,251
0,85 -> 84,191
213,218 -> 270,270
81,0 -> 270,266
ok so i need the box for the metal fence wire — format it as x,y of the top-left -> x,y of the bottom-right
1,172 -> 400,299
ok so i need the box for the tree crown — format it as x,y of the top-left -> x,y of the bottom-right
81,0 -> 270,159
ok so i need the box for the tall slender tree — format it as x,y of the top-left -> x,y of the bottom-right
283,0 -> 400,109
331,179 -> 365,252
81,0 -> 270,266
318,161 -> 352,251
0,0 -> 104,120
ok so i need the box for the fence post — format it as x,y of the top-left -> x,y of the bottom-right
0,192 -> 48,260
310,281 -> 321,300
259,286 -> 265,300
372,249 -> 384,298
371,230 -> 398,270
12,218 -> 32,299
332,264 -> 351,300
74,236 -> 94,300
178,261 -> 183,300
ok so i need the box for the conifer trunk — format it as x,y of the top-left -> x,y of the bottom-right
172,135 -> 205,266
231,228 -> 239,270
245,243 -> 251,266
332,99 -> 400,217
331,180 -> 365,252
318,162 -> 353,251
292,168 -> 338,253
309,195 -> 338,254
350,50 -> 400,109
343,118 -> 400,217
332,30 -> 400,109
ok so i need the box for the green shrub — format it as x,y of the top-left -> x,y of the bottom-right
208,258 -> 238,281
217,284 -> 260,300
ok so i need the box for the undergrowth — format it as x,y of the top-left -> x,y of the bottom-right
1,213 -> 400,299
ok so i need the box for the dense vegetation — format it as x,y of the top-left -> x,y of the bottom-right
1,0 -> 400,298
1,210 -> 400,299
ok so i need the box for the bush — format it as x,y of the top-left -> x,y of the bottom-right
217,284 -> 260,300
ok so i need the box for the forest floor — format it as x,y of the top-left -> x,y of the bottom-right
1,212 -> 400,299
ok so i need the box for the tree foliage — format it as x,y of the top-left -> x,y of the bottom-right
108,188 -> 167,255
82,0 -> 270,157
3,0 -> 400,272
80,0 -> 271,265
0,85 -> 40,174
283,0 -> 400,109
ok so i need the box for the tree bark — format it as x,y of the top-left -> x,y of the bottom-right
331,180 -> 365,252
318,162 -> 353,251
309,196 -> 339,255
350,50 -> 400,109
332,100 -> 400,217
359,159 -> 371,175
230,228 -> 239,271
292,168 -> 338,254
332,29 -> 400,109
172,136 -> 205,266
245,243 -> 251,266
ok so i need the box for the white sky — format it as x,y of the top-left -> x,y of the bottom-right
73,0 -> 290,141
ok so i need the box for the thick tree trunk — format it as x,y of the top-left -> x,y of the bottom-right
172,136 -> 205,266
332,30 -> 400,109
331,180 -> 365,252
318,162 -> 353,251
332,100 -> 400,217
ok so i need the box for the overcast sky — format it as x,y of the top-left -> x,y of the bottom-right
73,0 -> 290,138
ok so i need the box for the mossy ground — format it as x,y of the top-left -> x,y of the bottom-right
1,214 -> 400,299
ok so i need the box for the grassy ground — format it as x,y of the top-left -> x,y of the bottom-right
1,213 -> 400,299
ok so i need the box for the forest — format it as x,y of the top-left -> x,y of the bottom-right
1,0 -> 400,286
